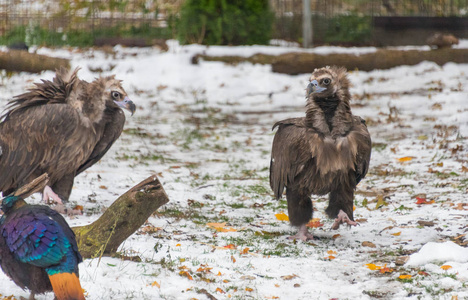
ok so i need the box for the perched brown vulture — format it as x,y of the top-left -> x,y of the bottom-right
270,66 -> 371,241
0,68 -> 136,204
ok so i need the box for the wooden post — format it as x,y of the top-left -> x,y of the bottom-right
303,0 -> 312,48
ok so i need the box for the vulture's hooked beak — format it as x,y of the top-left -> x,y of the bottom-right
306,80 -> 326,97
115,96 -> 136,116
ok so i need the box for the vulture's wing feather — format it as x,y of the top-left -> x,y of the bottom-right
270,118 -> 313,199
0,104 -> 91,193
2,68 -> 79,120
76,109 -> 125,175
352,116 -> 372,184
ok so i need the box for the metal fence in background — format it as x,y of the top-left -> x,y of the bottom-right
0,0 -> 181,37
271,0 -> 468,45
1,0 -> 467,46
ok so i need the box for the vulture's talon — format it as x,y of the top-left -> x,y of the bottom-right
331,210 -> 358,230
288,225 -> 314,241
42,185 -> 63,205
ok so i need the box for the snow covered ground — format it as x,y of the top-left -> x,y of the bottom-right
0,41 -> 467,299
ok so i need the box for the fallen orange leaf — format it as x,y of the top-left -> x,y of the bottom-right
365,263 -> 382,271
332,234 -> 341,239
206,222 -> 237,232
416,197 -> 435,205
379,265 -> 393,274
241,247 -> 250,255
216,287 -> 225,294
326,255 -> 336,260
245,287 -> 253,292
327,250 -> 337,255
306,218 -> 324,228
391,232 -> 401,236
224,244 -> 237,249
231,255 -> 236,263
441,265 -> 452,270
150,281 -> 160,288
218,227 -> 237,232
207,222 -> 226,228
399,274 -> 412,280
217,271 -> 222,276
398,156 -> 413,162
281,274 -> 298,280
179,271 -> 193,280
176,243 -> 181,247
275,212 -> 289,221
418,270 -> 430,276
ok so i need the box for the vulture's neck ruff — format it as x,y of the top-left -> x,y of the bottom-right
313,94 -> 339,131
306,92 -> 353,137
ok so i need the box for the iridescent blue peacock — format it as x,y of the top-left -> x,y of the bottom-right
0,174 -> 85,300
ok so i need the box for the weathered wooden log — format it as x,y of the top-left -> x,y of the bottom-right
72,175 -> 169,258
271,48 -> 468,75
193,53 -> 276,65
195,48 -> 468,74
0,50 -> 70,73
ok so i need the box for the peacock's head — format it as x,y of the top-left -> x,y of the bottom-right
0,195 -> 21,214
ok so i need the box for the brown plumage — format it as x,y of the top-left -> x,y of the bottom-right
270,66 -> 371,241
0,68 -> 136,204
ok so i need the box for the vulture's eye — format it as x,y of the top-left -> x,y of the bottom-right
322,78 -> 331,85
111,91 -> 121,99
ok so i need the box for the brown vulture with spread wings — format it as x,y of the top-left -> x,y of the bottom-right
0,68 -> 136,204
270,66 -> 371,241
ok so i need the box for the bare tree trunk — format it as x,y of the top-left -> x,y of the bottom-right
0,50 -> 70,73
72,175 -> 169,258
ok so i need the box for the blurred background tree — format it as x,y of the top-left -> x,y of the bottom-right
176,0 -> 273,45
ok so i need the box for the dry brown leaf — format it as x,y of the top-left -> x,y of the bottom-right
417,220 -> 435,227
362,241 -> 376,248
281,274 -> 298,280
395,256 -> 409,265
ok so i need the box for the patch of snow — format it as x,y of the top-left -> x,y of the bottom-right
406,242 -> 468,266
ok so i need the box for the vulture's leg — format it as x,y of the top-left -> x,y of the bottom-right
286,188 -> 314,241
42,185 -> 63,204
51,173 -> 75,203
326,188 -> 357,230
49,173 -> 82,215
